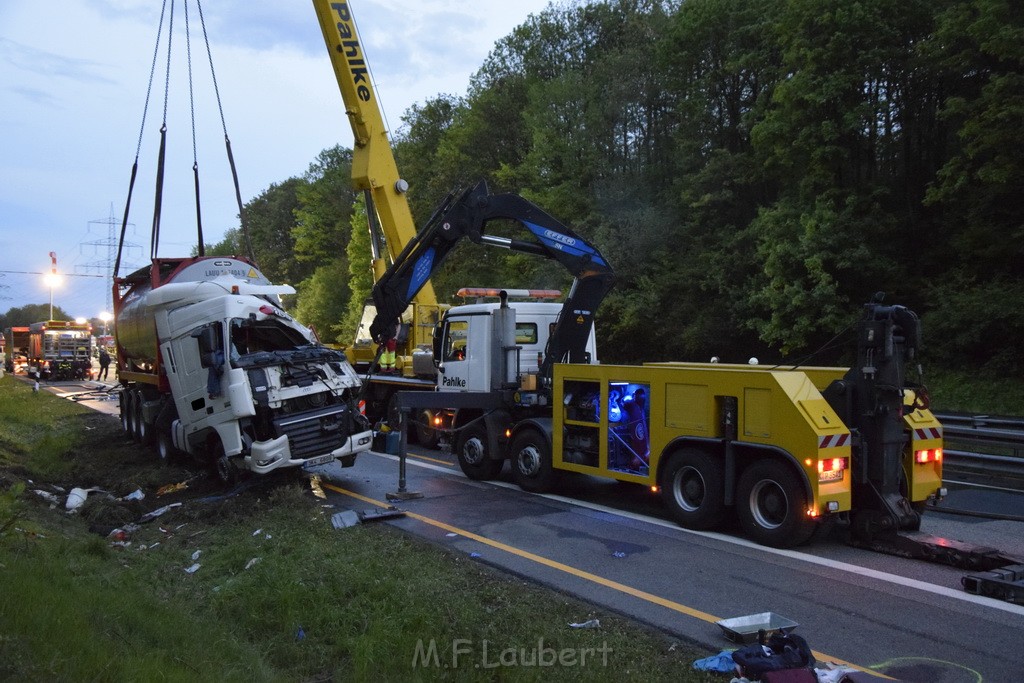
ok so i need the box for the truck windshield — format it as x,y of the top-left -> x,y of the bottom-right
229,317 -> 309,364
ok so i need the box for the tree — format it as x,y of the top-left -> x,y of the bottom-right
339,195 -> 374,343
242,177 -> 308,286
0,304 -> 73,329
292,257 -> 350,344
288,146 -> 358,335
744,0 -> 939,353
919,0 -> 1024,376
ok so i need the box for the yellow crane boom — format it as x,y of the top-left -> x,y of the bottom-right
312,0 -> 440,365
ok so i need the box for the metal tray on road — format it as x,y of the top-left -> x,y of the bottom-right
715,612 -> 799,644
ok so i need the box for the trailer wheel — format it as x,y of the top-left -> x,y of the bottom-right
133,390 -> 153,446
660,448 -> 726,530
736,460 -> 816,547
510,429 -> 557,493
119,390 -> 131,437
125,391 -> 141,442
456,422 -> 503,480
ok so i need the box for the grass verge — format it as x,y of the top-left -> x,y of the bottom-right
0,376 -> 717,681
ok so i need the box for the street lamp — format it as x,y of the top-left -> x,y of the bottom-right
43,273 -> 61,319
99,311 -> 113,336
44,251 -> 61,320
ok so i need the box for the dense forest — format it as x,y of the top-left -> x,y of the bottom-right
209,0 -> 1023,382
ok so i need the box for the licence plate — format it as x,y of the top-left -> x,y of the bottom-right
302,454 -> 335,470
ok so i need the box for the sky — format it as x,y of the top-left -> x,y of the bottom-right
0,0 -> 554,323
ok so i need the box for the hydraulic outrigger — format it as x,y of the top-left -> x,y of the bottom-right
820,298 -> 1023,589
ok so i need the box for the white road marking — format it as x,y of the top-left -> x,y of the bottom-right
371,450 -> 1024,617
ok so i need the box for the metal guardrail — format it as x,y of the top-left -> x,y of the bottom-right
933,413 -> 1024,431
933,412 -> 1024,479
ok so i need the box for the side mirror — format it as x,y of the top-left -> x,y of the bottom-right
192,326 -> 221,369
432,322 -> 443,368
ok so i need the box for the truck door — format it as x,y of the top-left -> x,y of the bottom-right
437,317 -> 489,391
168,322 -> 232,439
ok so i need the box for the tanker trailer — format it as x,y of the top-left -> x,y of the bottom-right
114,256 -> 373,483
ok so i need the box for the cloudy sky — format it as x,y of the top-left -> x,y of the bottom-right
0,0 -> 553,322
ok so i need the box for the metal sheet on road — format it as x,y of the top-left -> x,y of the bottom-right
317,451 -> 1024,683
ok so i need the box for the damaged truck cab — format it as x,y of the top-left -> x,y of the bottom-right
115,257 -> 373,482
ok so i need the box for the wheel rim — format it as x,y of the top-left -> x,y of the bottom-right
748,479 -> 789,529
120,394 -> 130,434
515,445 -> 541,477
216,455 -> 233,483
127,394 -> 139,440
462,436 -> 485,465
157,433 -> 171,462
672,466 -> 705,512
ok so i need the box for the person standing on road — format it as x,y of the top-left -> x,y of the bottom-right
98,348 -> 111,381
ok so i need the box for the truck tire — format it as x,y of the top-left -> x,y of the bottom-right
660,448 -> 726,530
156,428 -> 180,465
133,389 -> 153,446
125,391 -> 141,442
456,422 -> 503,480
119,390 -> 131,437
414,409 -> 441,449
736,460 -> 816,548
211,440 -> 239,487
510,429 -> 557,493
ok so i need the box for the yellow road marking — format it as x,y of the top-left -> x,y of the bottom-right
406,452 -> 454,467
321,481 -> 890,678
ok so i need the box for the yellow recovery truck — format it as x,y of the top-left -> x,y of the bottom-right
550,356 -> 943,547
370,180 -> 959,555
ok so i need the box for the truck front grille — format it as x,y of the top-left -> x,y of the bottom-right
272,404 -> 352,459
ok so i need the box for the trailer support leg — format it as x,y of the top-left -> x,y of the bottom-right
388,406 -> 423,501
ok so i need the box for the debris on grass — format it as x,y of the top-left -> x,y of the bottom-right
331,510 -> 360,529
33,489 -> 61,505
139,502 -> 183,522
569,619 -> 601,629
157,481 -> 189,496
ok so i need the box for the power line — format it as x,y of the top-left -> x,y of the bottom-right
78,203 -> 143,312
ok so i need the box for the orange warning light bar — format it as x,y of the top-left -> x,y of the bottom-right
456,288 -> 562,300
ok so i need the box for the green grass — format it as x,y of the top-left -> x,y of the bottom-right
927,369 -> 1024,416
0,376 -> 88,480
0,376 -> 716,682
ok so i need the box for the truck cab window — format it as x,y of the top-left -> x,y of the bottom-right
443,320 -> 469,362
229,317 -> 309,366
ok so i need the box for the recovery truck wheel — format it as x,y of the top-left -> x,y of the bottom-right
414,409 -> 441,450
456,422 -> 503,480
510,429 -> 557,493
660,448 -> 726,530
736,460 -> 816,548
